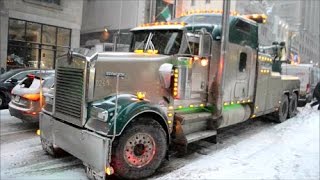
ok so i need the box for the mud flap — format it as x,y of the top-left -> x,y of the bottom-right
171,115 -> 188,155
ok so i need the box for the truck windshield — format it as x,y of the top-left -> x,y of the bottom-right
130,30 -> 183,55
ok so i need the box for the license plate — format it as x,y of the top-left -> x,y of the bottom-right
14,95 -> 20,102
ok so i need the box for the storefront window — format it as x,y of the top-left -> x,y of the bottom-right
42,25 -> 57,45
41,46 -> 55,69
26,45 -> 40,68
8,19 -> 26,41
26,22 -> 41,43
7,18 -> 71,70
57,28 -> 71,46
56,47 -> 69,57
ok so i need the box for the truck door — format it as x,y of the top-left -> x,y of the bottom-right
229,19 -> 258,101
175,33 -> 211,105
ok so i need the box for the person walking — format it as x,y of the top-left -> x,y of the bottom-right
310,81 -> 320,110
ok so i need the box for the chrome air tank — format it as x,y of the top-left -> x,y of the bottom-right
219,104 -> 251,128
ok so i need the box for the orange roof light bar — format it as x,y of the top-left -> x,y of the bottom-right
181,9 -> 239,17
243,14 -> 268,24
139,21 -> 187,27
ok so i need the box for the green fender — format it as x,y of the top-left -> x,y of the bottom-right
87,94 -> 170,139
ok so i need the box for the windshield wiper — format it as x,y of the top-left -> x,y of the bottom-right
145,33 -> 155,51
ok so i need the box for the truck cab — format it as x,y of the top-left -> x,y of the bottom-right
39,12 -> 300,180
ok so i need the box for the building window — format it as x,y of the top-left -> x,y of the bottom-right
36,0 -> 60,5
239,52 -> 247,72
206,0 -> 211,4
191,0 -> 195,6
7,18 -> 71,70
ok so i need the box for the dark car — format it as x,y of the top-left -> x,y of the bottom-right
9,71 -> 55,122
0,69 -> 43,109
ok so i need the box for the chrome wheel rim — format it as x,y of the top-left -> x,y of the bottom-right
124,133 -> 156,168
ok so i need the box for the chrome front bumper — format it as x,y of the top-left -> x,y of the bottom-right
39,112 -> 110,177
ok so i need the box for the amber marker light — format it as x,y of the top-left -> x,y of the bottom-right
136,92 -> 146,100
200,58 -> 209,67
134,49 -> 144,54
105,166 -> 114,175
23,94 -> 40,101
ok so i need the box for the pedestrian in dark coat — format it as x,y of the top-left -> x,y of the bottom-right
310,81 -> 320,110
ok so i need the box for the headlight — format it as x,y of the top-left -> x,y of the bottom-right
91,107 -> 109,122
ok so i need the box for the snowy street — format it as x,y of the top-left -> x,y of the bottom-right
0,107 -> 319,179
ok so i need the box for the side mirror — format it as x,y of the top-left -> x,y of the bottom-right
159,63 -> 173,89
9,78 -> 18,84
198,29 -> 212,57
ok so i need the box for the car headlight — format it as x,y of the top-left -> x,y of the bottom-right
91,107 -> 109,122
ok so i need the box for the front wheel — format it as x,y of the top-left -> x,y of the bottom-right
111,117 -> 167,179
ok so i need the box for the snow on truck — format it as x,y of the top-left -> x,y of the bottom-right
39,11 -> 300,179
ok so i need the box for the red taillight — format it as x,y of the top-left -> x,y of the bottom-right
22,94 -> 40,101
306,83 -> 311,93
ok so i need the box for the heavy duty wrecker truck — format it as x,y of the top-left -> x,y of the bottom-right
39,5 -> 300,180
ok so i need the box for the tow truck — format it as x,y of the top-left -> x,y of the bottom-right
39,7 -> 300,180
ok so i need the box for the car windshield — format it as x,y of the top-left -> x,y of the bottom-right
130,30 -> 183,55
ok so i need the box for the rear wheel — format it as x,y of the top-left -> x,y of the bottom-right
273,94 -> 289,123
288,93 -> 298,118
111,117 -> 167,179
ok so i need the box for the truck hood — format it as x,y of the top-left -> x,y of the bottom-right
89,52 -> 173,103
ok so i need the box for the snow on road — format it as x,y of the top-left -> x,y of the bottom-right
0,106 -> 319,180
155,107 -> 320,180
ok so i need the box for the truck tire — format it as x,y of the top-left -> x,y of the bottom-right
274,94 -> 289,123
111,117 -> 167,179
288,93 -> 298,118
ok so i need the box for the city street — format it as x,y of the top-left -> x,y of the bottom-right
1,106 -> 319,179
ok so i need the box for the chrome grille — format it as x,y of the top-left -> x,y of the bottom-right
55,67 -> 84,119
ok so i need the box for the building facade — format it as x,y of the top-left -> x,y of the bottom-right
0,0 -> 83,71
81,0 -> 151,49
298,0 -> 320,65
175,0 -> 237,18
